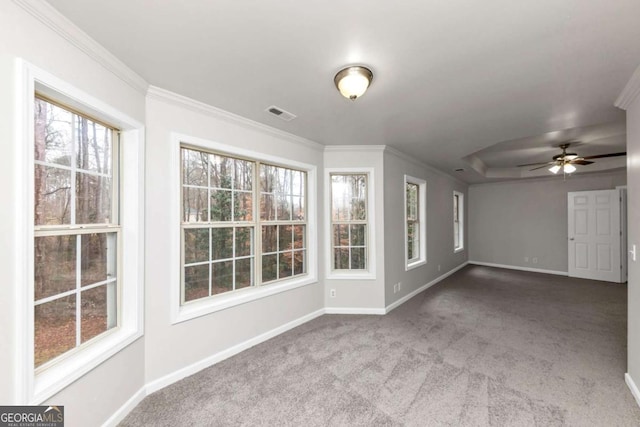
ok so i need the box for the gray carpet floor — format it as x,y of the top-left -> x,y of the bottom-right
120,265 -> 640,426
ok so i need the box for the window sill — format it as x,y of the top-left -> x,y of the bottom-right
454,247 -> 465,254
173,275 -> 317,324
326,271 -> 376,280
33,326 -> 142,404
406,259 -> 427,271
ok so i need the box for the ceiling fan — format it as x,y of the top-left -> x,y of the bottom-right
517,143 -> 626,174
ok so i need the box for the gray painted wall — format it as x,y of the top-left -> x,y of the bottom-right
623,73 -> 640,391
469,171 -> 627,273
383,150 -> 468,307
144,96 -> 325,384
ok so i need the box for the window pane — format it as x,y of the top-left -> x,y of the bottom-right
260,193 -> 276,220
279,252 -> 293,278
34,98 -> 73,166
235,227 -> 253,258
331,175 -> 349,221
291,170 -> 305,196
279,225 -> 293,251
76,172 -> 112,224
35,294 -> 76,367
234,159 -> 253,191
292,196 -> 305,221
276,167 -> 291,195
182,148 -> 209,187
407,183 -> 418,221
262,225 -> 277,253
183,187 -> 208,222
184,264 -> 209,302
262,254 -> 277,282
74,116 -> 112,174
351,175 -> 367,221
277,194 -> 292,221
260,164 -> 276,193
293,225 -> 305,249
184,228 -> 210,264
350,224 -> 366,246
81,285 -> 110,343
212,228 -> 233,260
407,222 -> 415,260
235,258 -> 253,289
294,250 -> 306,275
210,189 -> 233,221
454,194 -> 459,221
334,248 -> 350,270
34,164 -> 71,225
81,233 -> 116,287
34,235 -> 76,301
212,261 -> 233,294
235,191 -> 253,221
351,247 -> 366,269
333,224 -> 349,247
210,155 -> 233,189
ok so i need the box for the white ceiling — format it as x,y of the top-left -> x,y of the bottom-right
49,0 -> 640,183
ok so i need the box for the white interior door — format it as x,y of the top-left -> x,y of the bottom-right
568,189 -> 622,282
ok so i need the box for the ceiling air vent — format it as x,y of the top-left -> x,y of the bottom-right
266,105 -> 297,122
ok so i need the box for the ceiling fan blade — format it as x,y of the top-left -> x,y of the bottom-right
581,152 -> 626,160
571,160 -> 594,166
518,161 -> 555,167
529,163 -> 555,171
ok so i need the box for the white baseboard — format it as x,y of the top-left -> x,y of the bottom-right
468,261 -> 567,276
324,307 -> 386,315
385,261 -> 469,314
626,373 -> 640,408
145,308 -> 325,394
101,386 -> 146,427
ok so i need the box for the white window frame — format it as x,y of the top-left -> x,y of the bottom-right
171,133 -> 318,324
325,168 -> 376,280
454,190 -> 464,253
15,60 -> 144,404
404,175 -> 427,271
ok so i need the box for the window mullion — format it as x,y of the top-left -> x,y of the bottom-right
255,162 -> 262,286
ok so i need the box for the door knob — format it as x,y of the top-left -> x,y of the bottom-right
569,238 -> 574,241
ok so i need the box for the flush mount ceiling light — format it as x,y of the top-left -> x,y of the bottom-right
334,66 -> 373,100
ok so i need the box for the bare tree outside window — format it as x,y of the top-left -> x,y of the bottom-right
181,147 -> 307,304
33,97 -> 118,368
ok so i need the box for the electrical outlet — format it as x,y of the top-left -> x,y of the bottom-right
524,257 -> 529,263
393,283 -> 397,293
438,265 -> 441,272
532,257 -> 538,264
330,289 -> 336,298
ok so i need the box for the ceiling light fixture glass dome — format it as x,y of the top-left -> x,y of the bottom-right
334,66 -> 373,100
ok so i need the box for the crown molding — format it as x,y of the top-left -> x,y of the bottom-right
13,0 -> 148,94
146,86 -> 324,152
383,146 -> 468,186
615,64 -> 640,110
324,145 -> 386,152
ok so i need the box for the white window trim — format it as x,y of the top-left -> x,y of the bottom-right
15,60 -> 145,404
454,190 -> 465,253
404,175 -> 427,271
170,133 -> 318,324
325,168 -> 376,280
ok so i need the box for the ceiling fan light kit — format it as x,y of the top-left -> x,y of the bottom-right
334,66 -> 373,100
